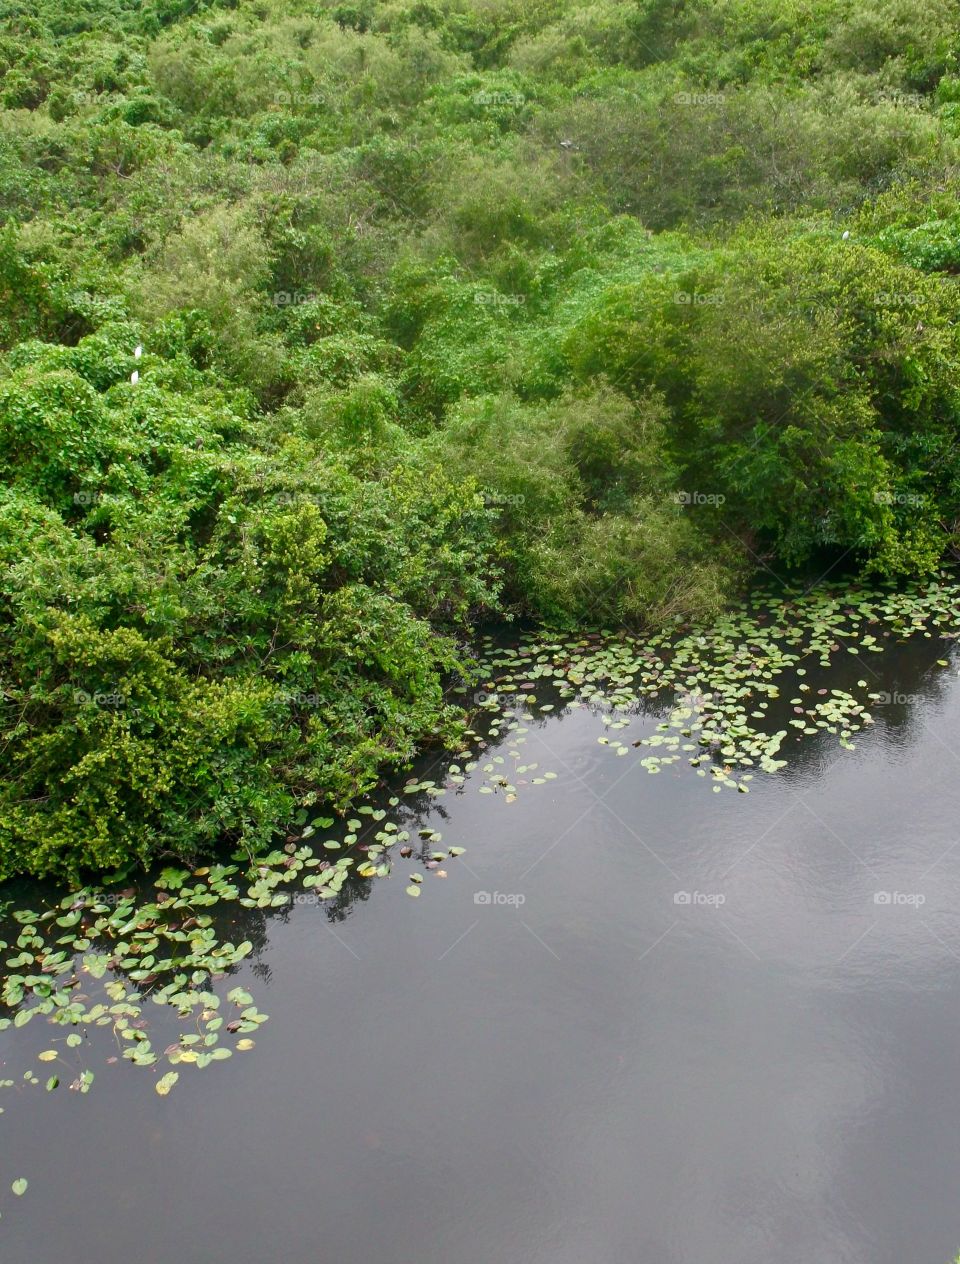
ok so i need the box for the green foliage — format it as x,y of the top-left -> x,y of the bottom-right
4,0 -> 960,877
431,387 -> 739,624
0,346 -> 498,880
565,222 -> 960,572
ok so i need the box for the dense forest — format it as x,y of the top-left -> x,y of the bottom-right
3,0 -> 960,879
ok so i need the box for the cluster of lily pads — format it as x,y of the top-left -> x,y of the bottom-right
0,821 -> 473,1104
0,799 -> 478,1206
460,577 -> 960,795
1,872 -> 265,1086
1,576 -> 958,1207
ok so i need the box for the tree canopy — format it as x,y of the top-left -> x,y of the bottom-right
3,0 -> 960,877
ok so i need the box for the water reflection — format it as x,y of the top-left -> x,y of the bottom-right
2,627 -> 960,1264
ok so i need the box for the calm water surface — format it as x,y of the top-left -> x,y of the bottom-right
3,635 -> 960,1263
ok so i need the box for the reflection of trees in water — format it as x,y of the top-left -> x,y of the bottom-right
314,701 -> 529,922
864,640 -> 956,745
469,628 -> 956,786
250,959 -> 273,985
325,869 -> 375,923
0,680 -> 570,1043
779,634 -> 957,779
6,629 -> 954,1008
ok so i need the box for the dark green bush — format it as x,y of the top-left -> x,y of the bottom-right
5,0 -> 960,878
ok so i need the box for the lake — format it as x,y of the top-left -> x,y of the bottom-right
3,590 -> 960,1264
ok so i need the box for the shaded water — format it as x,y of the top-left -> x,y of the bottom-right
3,633 -> 960,1263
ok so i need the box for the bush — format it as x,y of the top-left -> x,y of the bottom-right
431,388 -> 739,622
564,221 -> 960,573
0,349 -> 499,881
7,0 -> 960,879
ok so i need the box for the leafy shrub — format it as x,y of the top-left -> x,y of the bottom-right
5,0 -> 960,879
0,347 -> 498,881
432,388 -> 739,622
565,222 -> 960,572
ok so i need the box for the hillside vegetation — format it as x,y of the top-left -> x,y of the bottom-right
3,0 -> 960,877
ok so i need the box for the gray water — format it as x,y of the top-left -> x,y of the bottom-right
3,636 -> 960,1263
